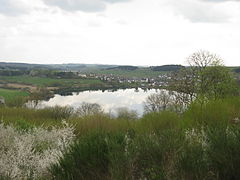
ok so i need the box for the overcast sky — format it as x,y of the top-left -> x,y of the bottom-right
0,0 -> 240,66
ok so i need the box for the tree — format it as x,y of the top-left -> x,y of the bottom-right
76,102 -> 103,117
116,107 -> 138,120
169,67 -> 197,104
27,87 -> 53,108
144,90 -> 173,113
169,50 -> 238,103
187,50 -> 223,69
200,65 -> 238,99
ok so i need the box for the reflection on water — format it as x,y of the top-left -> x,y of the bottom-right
40,88 -> 159,116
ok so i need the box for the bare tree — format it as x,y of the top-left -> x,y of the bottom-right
187,50 -> 223,69
116,107 -> 138,120
76,102 -> 103,117
144,90 -> 173,113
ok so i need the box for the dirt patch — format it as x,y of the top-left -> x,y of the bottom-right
2,83 -> 59,93
6,83 -> 37,92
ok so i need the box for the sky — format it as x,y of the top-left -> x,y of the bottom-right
0,0 -> 240,66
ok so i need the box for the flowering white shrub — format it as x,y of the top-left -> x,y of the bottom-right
185,128 -> 208,150
0,121 -> 75,179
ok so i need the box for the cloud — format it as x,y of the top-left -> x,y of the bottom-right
0,0 -> 30,16
200,0 -> 240,2
42,0 -> 131,12
0,0 -> 131,16
165,0 -> 235,23
42,0 -> 105,12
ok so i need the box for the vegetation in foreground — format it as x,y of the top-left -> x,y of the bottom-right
1,97 -> 240,180
1,50 -> 240,180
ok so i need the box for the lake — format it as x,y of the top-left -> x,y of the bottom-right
38,88 -> 159,116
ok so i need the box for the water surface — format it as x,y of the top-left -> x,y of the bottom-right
40,88 -> 159,116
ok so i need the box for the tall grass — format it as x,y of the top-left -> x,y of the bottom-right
136,111 -> 182,134
183,97 -> 240,128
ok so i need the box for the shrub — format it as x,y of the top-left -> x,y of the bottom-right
47,106 -> 74,120
177,128 -> 209,180
51,130 -> 136,180
0,121 -> 75,179
137,111 -> 181,134
50,131 -> 110,180
127,130 -> 183,180
183,97 -> 240,128
206,126 -> 240,179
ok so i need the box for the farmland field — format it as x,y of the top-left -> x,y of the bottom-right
0,75 -> 104,87
0,88 -> 29,101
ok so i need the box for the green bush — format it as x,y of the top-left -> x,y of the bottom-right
137,111 -> 181,134
50,131 -> 111,180
127,129 -> 182,180
183,97 -> 240,128
177,129 -> 209,180
46,106 -> 74,120
206,126 -> 240,179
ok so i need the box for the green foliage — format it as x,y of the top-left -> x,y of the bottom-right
200,65 -> 238,100
169,51 -> 239,108
107,132 -> 130,180
137,111 -> 181,133
206,126 -> 240,179
69,114 -> 132,136
1,95 -> 240,179
127,131 -> 182,180
177,130 -> 209,180
5,96 -> 28,107
15,119 -> 34,132
50,131 -> 110,180
183,97 -> 240,127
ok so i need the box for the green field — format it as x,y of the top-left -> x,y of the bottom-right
0,88 -> 29,101
0,75 -> 104,87
88,68 -> 166,78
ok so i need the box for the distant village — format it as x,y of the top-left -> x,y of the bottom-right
78,72 -> 170,89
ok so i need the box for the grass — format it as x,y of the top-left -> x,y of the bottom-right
0,107 -> 63,127
0,107 -> 132,134
90,68 -> 167,78
0,75 -> 104,87
0,88 -> 28,102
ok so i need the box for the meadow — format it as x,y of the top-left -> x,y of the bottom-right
91,67 -> 166,78
0,88 -> 28,102
0,75 -> 104,87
